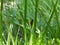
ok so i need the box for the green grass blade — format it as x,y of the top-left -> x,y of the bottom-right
33,0 -> 39,44
0,0 -> 3,43
24,0 -> 27,45
34,0 -> 39,34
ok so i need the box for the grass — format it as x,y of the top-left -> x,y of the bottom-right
24,0 -> 27,45
43,0 -> 58,36
0,0 -> 3,44
0,0 -> 60,45
33,0 -> 39,44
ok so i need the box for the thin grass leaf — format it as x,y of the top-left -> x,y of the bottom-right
0,0 -> 3,43
33,0 -> 39,44
24,0 -> 27,45
6,33 -> 10,45
34,0 -> 39,34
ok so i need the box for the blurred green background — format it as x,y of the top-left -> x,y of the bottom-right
0,0 -> 60,45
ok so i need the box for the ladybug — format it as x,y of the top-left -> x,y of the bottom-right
30,19 -> 33,26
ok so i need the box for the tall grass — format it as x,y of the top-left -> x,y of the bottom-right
24,0 -> 27,45
0,0 -> 3,44
34,0 -> 39,34
43,0 -> 58,35
33,0 -> 39,44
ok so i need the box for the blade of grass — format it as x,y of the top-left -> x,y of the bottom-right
34,0 -> 39,35
29,33 -> 33,45
6,33 -> 10,45
0,0 -> 3,43
29,26 -> 33,45
24,0 -> 27,45
33,0 -> 39,44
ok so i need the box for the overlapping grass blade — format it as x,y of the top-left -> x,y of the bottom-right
43,0 -> 58,34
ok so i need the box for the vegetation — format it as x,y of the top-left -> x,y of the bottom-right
0,0 -> 60,45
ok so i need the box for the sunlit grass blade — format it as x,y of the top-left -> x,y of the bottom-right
6,33 -> 10,45
29,34 -> 33,45
29,27 -> 33,45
